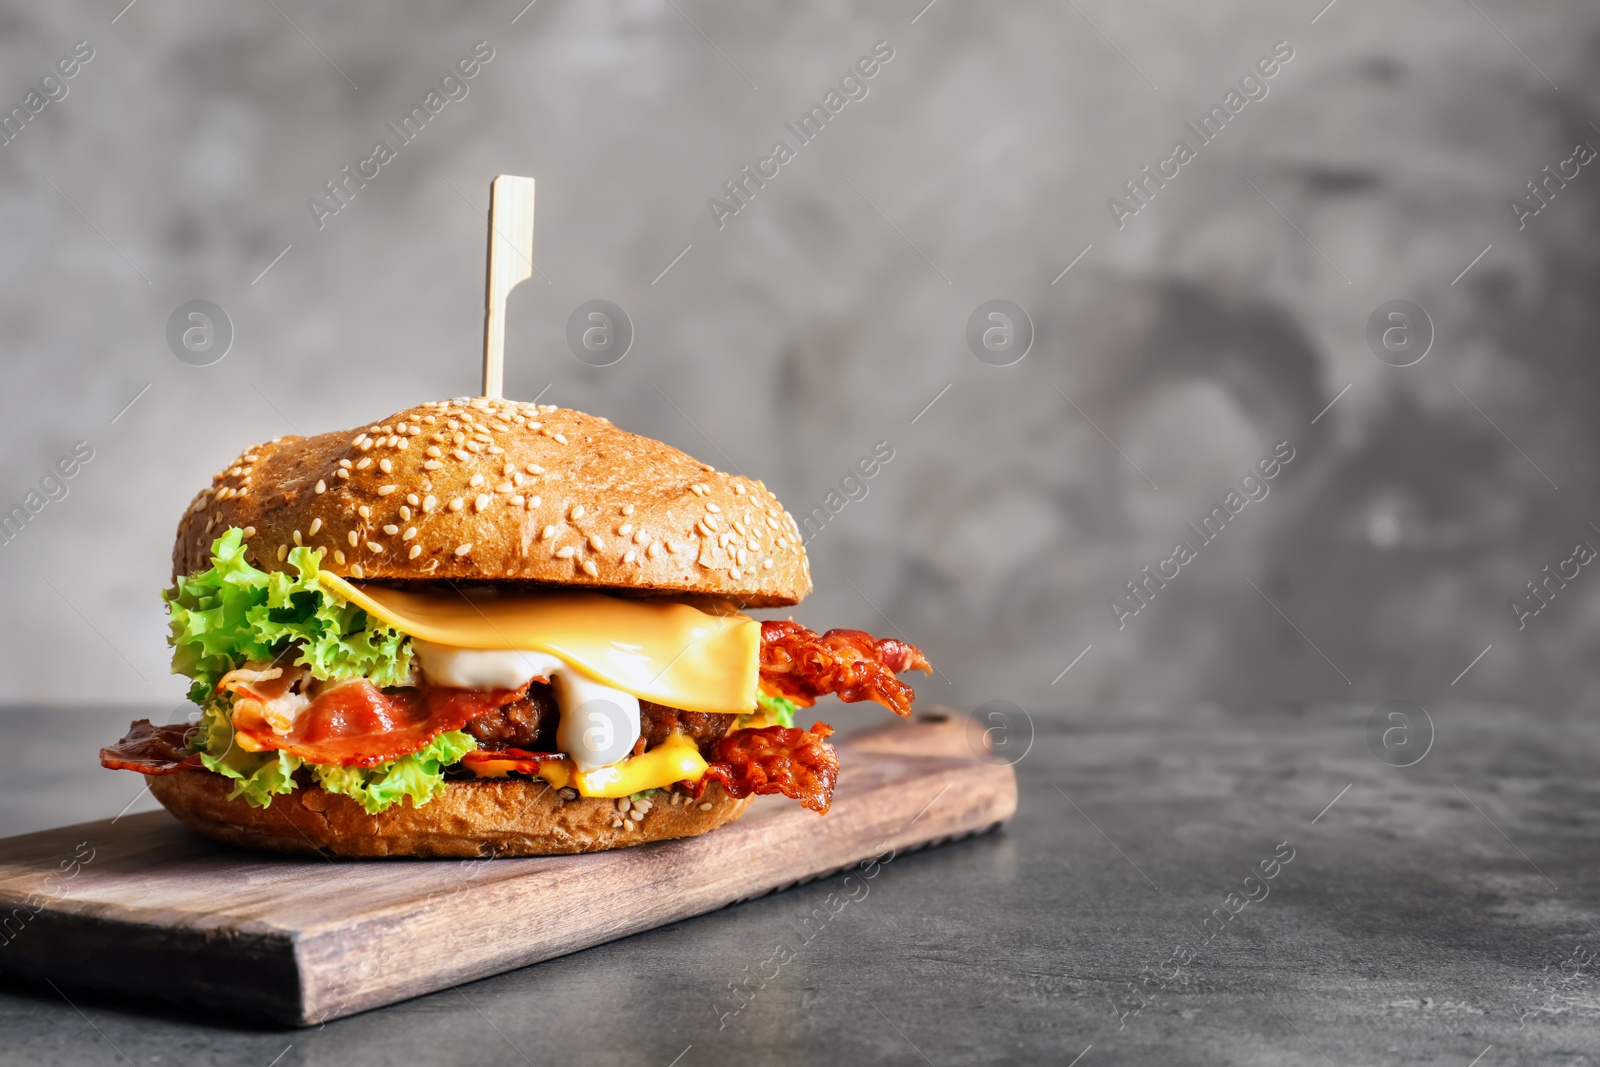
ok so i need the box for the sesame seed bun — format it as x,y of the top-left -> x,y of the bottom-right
148,770 -> 755,858
172,398 -> 811,607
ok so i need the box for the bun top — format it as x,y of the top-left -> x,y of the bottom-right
172,399 -> 811,607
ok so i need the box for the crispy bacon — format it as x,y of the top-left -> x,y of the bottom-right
692,723 -> 840,814
218,673 -> 531,768
99,720 -> 203,776
758,620 -> 932,717
458,747 -> 565,777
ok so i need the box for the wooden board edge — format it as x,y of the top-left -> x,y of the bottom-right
294,758 -> 1017,1024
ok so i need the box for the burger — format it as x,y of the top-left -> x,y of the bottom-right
101,399 -> 931,857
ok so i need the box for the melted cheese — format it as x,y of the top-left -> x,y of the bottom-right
468,731 -> 710,799
318,572 -> 759,714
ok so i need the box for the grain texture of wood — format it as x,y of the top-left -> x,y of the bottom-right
0,713 -> 1013,1025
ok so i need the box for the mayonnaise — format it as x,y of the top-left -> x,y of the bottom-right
411,641 -> 564,690
411,639 -> 641,771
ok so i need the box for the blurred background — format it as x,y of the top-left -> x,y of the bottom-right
3,0 -> 1600,740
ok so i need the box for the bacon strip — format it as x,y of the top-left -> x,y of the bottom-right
692,723 -> 840,814
220,675 -> 531,768
99,720 -> 203,776
458,747 -> 565,776
759,620 -> 932,717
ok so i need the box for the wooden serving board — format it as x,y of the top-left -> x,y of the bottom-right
0,712 -> 1015,1025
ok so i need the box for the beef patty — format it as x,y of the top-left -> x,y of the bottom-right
461,681 -> 735,757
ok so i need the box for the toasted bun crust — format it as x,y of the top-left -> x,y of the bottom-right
173,399 -> 810,607
149,771 -> 754,858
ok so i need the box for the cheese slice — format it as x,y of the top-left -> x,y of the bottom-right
317,572 -> 760,715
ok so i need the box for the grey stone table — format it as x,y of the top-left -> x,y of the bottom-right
1,702 -> 1596,1066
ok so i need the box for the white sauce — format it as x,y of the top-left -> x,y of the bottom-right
411,642 -> 564,690
411,640 -> 640,771
552,670 -> 641,771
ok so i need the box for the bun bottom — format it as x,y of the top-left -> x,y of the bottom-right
148,770 -> 754,858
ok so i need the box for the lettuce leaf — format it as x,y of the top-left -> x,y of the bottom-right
163,527 -> 412,703
311,731 -> 477,815
755,693 -> 798,728
193,700 -> 302,807
166,528 -> 465,814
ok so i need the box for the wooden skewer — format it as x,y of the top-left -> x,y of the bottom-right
481,174 -> 536,398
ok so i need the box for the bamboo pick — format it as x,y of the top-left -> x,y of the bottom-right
481,174 -> 536,398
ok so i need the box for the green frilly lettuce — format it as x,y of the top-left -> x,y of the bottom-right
163,527 -> 412,705
166,529 -> 472,813
755,693 -> 798,728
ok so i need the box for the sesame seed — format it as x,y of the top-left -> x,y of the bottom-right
400,506 -> 412,521
570,505 -> 585,520
453,449 -> 470,461
526,464 -> 544,475
469,474 -> 485,488
588,534 -> 605,551
556,546 -> 576,559
314,480 -> 327,495
423,460 -> 442,471
379,458 -> 393,474
553,433 -> 568,445
699,802 -> 713,811
383,524 -> 400,535
309,518 -> 322,535
581,559 -> 599,577
733,484 -> 745,495
634,530 -> 648,545
619,523 -> 633,536
356,457 -> 373,470
511,495 -> 525,507
474,493 -> 490,512
357,440 -> 373,451
706,502 -> 721,513
353,434 -> 369,447
705,515 -> 720,531
455,543 -> 472,556
624,549 -> 637,564
529,496 -> 542,509
541,525 -> 556,541
763,558 -> 774,569
276,544 -> 288,562
403,527 -> 417,540
666,541 -> 680,554
426,446 -> 442,458
358,506 -> 371,519
335,549 -> 346,564
495,481 -> 513,493
336,469 -> 350,480
648,542 -> 662,559
378,485 -> 397,496
423,495 -> 437,513
731,566 -> 743,579
408,544 -> 422,560
348,531 -> 360,547
350,564 -> 365,578
367,541 -> 383,553
449,498 -> 464,512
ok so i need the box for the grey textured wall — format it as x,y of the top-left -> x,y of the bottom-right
2,0 -> 1599,717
